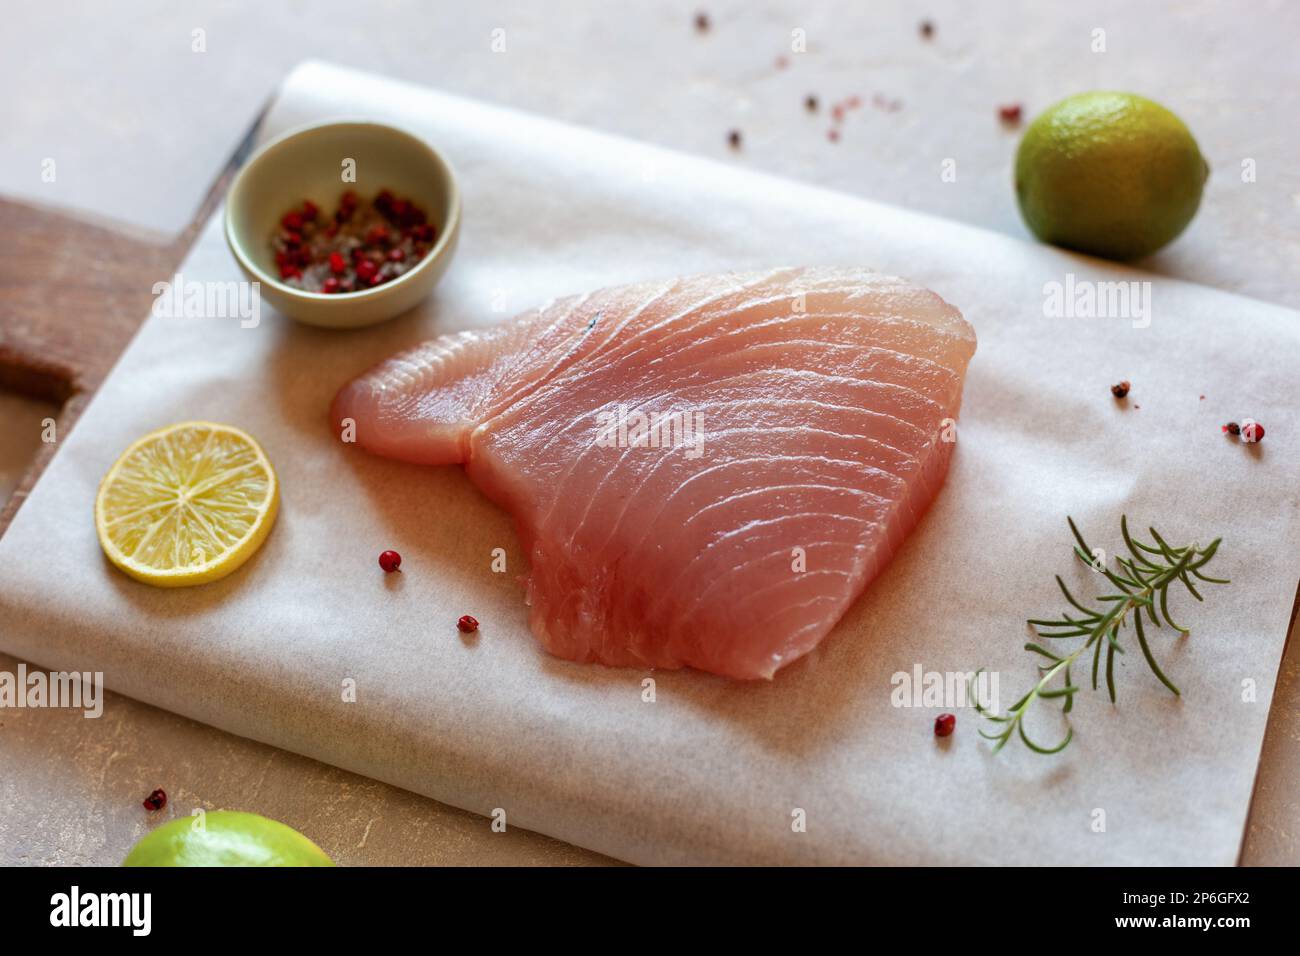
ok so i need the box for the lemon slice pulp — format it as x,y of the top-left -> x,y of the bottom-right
95,421 -> 279,587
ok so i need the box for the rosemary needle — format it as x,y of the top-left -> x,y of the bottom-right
975,515 -> 1227,755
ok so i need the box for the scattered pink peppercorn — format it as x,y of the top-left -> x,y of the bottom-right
727,129 -> 742,149
934,713 -> 956,737
457,615 -> 479,633
142,788 -> 167,811
378,550 -> 402,573
1240,419 -> 1265,443
827,128 -> 840,143
1223,421 -> 1241,436
694,12 -> 710,32
920,20 -> 935,39
1111,380 -> 1130,399
999,103 -> 1023,126
805,94 -> 819,112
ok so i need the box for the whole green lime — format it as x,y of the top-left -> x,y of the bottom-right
123,811 -> 335,867
1014,91 -> 1209,260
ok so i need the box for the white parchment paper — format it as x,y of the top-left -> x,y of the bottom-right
2,62 -> 1297,865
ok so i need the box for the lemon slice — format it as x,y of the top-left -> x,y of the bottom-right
95,421 -> 279,587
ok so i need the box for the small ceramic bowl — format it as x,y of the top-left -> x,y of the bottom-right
225,120 -> 461,329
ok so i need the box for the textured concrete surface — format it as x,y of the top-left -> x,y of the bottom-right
1243,614 -> 1300,867
0,651 -> 612,865
1,0 -> 1297,866
4,0 -> 1298,308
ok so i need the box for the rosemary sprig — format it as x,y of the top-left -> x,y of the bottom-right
975,516 -> 1227,754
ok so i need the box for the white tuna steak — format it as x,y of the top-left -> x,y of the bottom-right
332,268 -> 976,679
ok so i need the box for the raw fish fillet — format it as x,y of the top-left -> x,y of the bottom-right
332,268 -> 976,679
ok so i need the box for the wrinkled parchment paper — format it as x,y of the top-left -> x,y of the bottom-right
2,62 -> 1297,865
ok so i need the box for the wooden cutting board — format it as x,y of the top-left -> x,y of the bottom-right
0,118 -> 252,532
0,111 -> 1294,865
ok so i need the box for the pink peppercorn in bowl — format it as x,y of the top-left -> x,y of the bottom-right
224,119 -> 461,329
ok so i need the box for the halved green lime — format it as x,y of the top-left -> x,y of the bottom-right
123,811 -> 335,867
